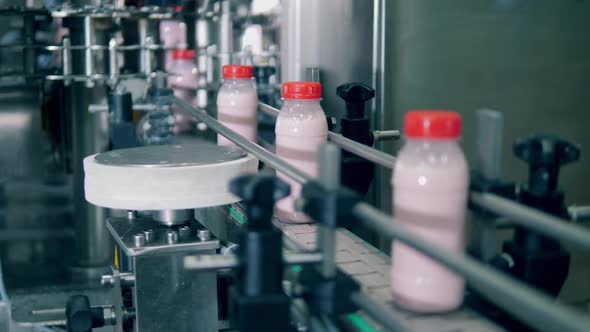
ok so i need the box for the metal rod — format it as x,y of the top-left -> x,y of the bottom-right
373,130 -> 401,142
173,97 -> 310,184
88,103 -> 161,113
184,253 -> 322,271
258,102 -> 396,168
352,202 -> 590,332
470,192 -> 590,250
108,37 -> 119,87
569,205 -> 590,222
83,16 -> 95,88
62,37 -> 72,86
350,292 -> 406,332
317,143 -> 340,279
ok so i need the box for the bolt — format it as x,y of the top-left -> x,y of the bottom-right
143,229 -> 154,243
127,210 -> 138,220
197,229 -> 211,241
166,230 -> 179,244
133,233 -> 146,247
101,274 -> 115,288
178,226 -> 192,240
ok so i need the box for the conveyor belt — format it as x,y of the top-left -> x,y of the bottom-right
275,221 -> 504,332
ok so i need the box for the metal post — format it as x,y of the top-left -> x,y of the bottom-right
138,18 -> 148,75
84,16 -> 95,88
474,109 -> 504,261
108,37 -> 119,88
66,16 -> 113,278
317,143 -> 340,279
352,202 -> 590,332
62,37 -> 72,86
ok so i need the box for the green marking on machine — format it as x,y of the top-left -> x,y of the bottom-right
229,206 -> 247,224
347,313 -> 376,332
291,265 -> 302,273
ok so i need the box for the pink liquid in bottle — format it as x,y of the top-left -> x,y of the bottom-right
160,17 -> 186,72
168,49 -> 197,134
216,65 -> 258,146
275,82 -> 328,223
391,110 -> 468,313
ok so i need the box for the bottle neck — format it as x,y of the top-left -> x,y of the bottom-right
282,98 -> 321,105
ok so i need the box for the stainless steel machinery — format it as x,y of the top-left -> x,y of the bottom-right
0,0 -> 590,332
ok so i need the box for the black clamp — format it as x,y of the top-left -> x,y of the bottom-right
108,90 -> 138,149
336,83 -> 376,195
228,174 -> 295,332
301,180 -> 362,229
514,134 -> 580,217
300,268 -> 360,316
66,295 -> 110,332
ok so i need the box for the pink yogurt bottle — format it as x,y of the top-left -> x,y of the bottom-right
275,82 -> 328,223
216,65 -> 258,146
391,110 -> 468,313
169,49 -> 197,134
160,10 -> 186,72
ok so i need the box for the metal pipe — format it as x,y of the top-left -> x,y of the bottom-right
350,292 -> 406,332
569,205 -> 590,222
352,202 -> 590,332
88,103 -> 162,113
173,97 -> 310,184
62,37 -> 72,86
470,192 -> 590,250
258,102 -> 397,168
373,130 -> 401,142
108,37 -> 118,87
317,143 -> 340,279
184,253 -> 322,271
84,16 -> 95,88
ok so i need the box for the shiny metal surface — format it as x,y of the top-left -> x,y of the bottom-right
107,215 -> 219,257
134,251 -> 218,332
66,16 -> 112,271
153,209 -> 192,226
184,252 -> 323,271
108,215 -> 219,332
94,144 -> 246,167
281,0 -> 374,119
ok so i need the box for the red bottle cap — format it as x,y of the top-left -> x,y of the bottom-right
404,110 -> 462,139
172,49 -> 195,60
222,65 -> 253,79
282,81 -> 322,100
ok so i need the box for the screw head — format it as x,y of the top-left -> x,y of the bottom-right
101,274 -> 115,288
143,229 -> 155,243
133,233 -> 146,247
166,230 -> 179,244
178,226 -> 192,240
197,229 -> 211,241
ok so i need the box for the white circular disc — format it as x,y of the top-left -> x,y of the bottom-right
84,144 -> 259,210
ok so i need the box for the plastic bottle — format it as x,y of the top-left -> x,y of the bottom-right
275,82 -> 328,223
391,110 -> 468,312
160,5 -> 186,72
169,49 -> 197,134
216,65 -> 258,146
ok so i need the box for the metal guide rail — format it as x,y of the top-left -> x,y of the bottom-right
259,100 -> 590,251
0,5 -> 177,85
172,96 -> 590,332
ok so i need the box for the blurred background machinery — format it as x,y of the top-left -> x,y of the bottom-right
0,0 -> 589,331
